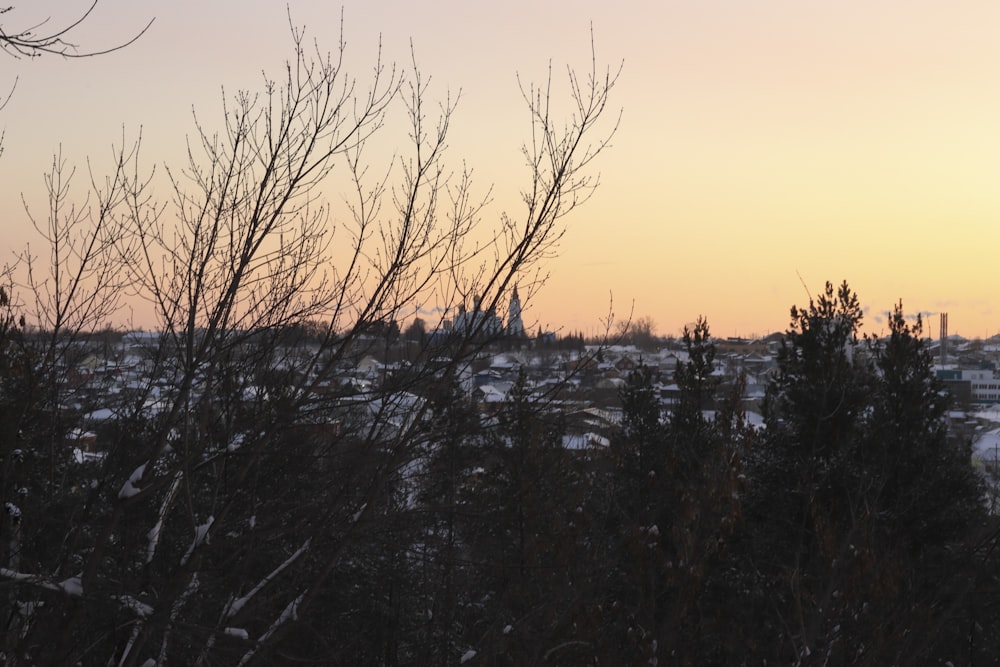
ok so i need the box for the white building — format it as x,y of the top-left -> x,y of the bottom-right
964,369 -> 1000,404
507,285 -> 525,337
452,295 -> 503,337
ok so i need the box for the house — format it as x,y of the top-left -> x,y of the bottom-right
614,355 -> 638,373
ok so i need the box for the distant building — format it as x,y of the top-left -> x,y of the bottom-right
507,285 -> 525,337
964,368 -> 1000,404
122,330 -> 162,347
938,367 -> 999,404
431,287 -> 527,342
453,295 -> 503,338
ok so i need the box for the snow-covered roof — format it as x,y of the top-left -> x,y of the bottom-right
477,384 -> 510,402
562,432 -> 610,450
973,427 -> 1000,464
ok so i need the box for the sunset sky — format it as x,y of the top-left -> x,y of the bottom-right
2,1 -> 999,339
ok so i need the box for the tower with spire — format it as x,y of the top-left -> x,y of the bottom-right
507,285 -> 525,337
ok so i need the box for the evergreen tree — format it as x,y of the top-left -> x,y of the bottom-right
671,316 -> 718,437
597,326 -> 744,665
852,303 -> 991,662
614,362 -> 662,518
457,370 -> 591,664
865,303 -> 982,546
413,377 -> 484,666
739,283 -> 993,663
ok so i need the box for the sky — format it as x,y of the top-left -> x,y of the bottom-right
2,1 -> 999,339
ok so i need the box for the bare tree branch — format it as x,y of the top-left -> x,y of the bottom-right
0,2 -> 153,59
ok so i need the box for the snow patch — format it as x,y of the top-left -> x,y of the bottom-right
118,462 -> 148,499
227,433 -> 245,453
59,576 -> 83,596
224,539 -> 311,620
147,472 -> 183,564
147,520 -> 164,563
180,516 -> 215,566
115,594 -> 154,617
460,649 -> 477,663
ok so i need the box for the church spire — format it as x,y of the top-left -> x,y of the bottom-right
507,285 -> 524,337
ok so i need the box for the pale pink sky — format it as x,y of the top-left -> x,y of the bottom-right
3,1 -> 999,338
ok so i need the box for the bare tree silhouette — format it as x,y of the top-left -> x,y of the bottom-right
0,2 -> 152,59
0,18 -> 619,665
